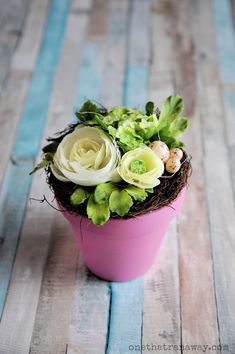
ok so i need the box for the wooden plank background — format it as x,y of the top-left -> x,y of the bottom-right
0,0 -> 235,353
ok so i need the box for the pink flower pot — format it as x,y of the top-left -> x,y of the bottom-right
61,188 -> 186,282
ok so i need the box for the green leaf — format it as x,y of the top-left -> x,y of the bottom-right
87,194 -> 110,226
94,183 -> 117,204
124,186 -> 147,201
170,140 -> 185,148
42,141 -> 59,153
75,100 -> 103,122
145,101 -> 154,115
29,152 -> 54,175
109,190 -> 133,217
70,187 -> 88,206
158,95 -> 184,129
169,117 -> 189,137
146,188 -> 154,193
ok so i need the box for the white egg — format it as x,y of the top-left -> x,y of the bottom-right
169,148 -> 183,160
165,157 -> 181,173
149,141 -> 170,163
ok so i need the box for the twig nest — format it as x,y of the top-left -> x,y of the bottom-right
165,157 -> 181,173
149,141 -> 169,163
169,148 -> 183,160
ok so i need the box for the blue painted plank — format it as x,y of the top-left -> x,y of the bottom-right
212,0 -> 235,83
0,0 -> 71,318
106,1 -> 151,353
124,66 -> 149,109
106,279 -> 144,354
12,0 -> 71,161
74,42 -> 104,110
0,161 -> 33,317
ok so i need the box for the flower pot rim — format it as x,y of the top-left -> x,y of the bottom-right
58,187 -> 186,228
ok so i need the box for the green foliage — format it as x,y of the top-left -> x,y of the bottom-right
42,141 -> 59,153
158,95 -> 184,129
94,183 -> 117,204
124,186 -> 148,201
75,100 -> 104,122
145,101 -> 154,115
29,152 -> 54,175
109,190 -> 133,217
129,160 -> 147,174
70,187 -> 88,206
87,194 -> 110,226
153,95 -> 189,148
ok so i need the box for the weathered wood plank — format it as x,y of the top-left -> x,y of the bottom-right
0,2 -> 89,353
106,1 -> 151,353
106,279 -> 143,354
0,0 -> 30,88
0,161 -> 33,317
171,0 -> 196,116
143,221 -> 180,346
73,0 -> 109,111
29,4 -> 90,353
100,0 -> 129,107
0,173 -> 53,354
123,0 -> 150,109
212,0 -> 235,204
171,0 -> 220,347
0,0 -> 49,185
0,0 -> 71,322
195,0 -> 235,352
142,0 -> 180,347
66,2 -> 111,353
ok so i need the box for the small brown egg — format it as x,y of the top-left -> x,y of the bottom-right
149,141 -> 169,162
169,148 -> 183,160
165,157 -> 181,173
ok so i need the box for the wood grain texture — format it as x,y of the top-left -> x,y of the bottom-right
106,2 -> 151,353
171,0 -> 196,116
0,173 -> 53,354
212,0 -> 235,204
0,0 -> 30,88
0,0 -> 49,185
143,221 -> 180,346
100,0 -> 129,107
0,161 -> 33,319
66,1 -> 111,353
172,0 -> 220,348
0,0 -> 71,323
123,0 -> 150,109
106,279 -> 143,354
12,0 -> 72,160
29,3 -> 90,353
195,0 -> 235,352
142,0 -> 181,348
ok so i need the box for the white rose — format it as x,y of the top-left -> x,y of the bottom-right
51,125 -> 121,186
117,146 -> 164,189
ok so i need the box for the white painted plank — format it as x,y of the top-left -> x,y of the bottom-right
66,1 -> 111,352
172,0 -> 220,347
142,0 -> 180,346
195,0 -> 235,351
0,0 -> 30,88
0,2 -> 89,354
0,0 -> 49,185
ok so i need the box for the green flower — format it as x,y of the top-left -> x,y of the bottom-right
117,146 -> 164,189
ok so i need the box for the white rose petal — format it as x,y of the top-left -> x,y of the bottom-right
51,125 -> 121,186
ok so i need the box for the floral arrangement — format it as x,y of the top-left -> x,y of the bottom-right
31,95 -> 191,226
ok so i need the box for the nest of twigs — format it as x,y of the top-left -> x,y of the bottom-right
47,151 -> 192,219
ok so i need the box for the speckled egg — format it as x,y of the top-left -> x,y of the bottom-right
165,157 -> 181,173
149,141 -> 170,163
169,148 -> 183,160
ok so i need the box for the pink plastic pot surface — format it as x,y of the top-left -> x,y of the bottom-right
61,188 -> 186,282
